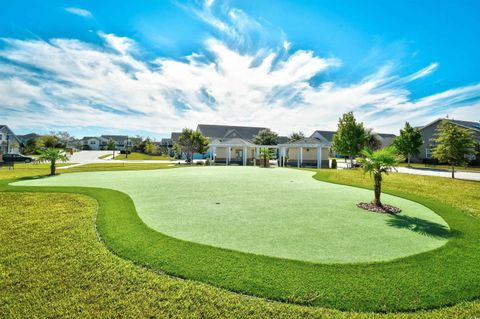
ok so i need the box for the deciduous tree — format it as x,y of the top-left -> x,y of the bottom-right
332,112 -> 366,168
253,129 -> 279,145
393,122 -> 423,167
177,128 -> 209,163
432,120 -> 477,178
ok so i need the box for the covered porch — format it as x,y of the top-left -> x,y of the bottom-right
208,138 -> 279,166
278,139 -> 330,168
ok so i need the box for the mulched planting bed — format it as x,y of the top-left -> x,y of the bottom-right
357,202 -> 402,214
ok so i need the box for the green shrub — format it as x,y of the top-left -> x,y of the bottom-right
331,158 -> 337,169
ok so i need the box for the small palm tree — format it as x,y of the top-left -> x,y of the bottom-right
37,148 -> 69,176
357,146 -> 399,207
259,147 -> 272,168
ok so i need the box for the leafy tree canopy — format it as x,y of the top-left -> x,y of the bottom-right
393,122 -> 423,166
432,120 -> 477,178
332,112 -> 366,166
288,131 -> 305,142
253,129 -> 279,145
177,128 -> 209,162
364,129 -> 382,151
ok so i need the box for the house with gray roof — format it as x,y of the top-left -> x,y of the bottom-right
310,130 -> 396,149
413,118 -> 480,163
197,124 -> 331,167
0,125 -> 21,154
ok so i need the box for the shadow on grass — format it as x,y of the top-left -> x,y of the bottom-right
386,215 -> 453,239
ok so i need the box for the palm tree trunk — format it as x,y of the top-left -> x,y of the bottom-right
451,165 -> 455,179
50,159 -> 56,176
373,172 -> 382,206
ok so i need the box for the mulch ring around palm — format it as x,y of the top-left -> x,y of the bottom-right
357,202 -> 402,214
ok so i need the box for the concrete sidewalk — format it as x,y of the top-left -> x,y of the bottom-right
336,161 -> 480,181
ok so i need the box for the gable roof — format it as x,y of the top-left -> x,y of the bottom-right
197,124 -> 268,141
17,133 -> 41,142
448,119 -> 480,131
283,136 -> 325,146
171,132 -> 181,142
420,118 -> 480,133
311,130 -> 336,142
101,135 -> 127,143
0,125 -> 21,143
209,137 -> 255,147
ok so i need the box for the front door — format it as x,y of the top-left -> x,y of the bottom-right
236,150 -> 243,162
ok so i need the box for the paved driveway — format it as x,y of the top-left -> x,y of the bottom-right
59,151 -> 181,169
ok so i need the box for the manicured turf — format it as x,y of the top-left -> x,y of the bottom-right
13,167 -> 448,263
2,167 -> 480,316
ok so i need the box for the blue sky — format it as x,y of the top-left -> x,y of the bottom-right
1,0 -> 479,138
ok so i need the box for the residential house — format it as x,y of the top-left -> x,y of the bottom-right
100,135 -> 133,150
198,124 -> 268,164
197,124 -> 330,167
413,118 -> 480,163
67,135 -> 133,151
17,133 -> 41,144
311,130 -> 396,149
0,125 -> 21,154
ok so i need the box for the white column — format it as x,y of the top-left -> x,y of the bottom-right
227,146 -> 231,166
242,146 -> 247,166
317,146 -> 321,168
300,147 -> 303,167
297,147 -> 300,168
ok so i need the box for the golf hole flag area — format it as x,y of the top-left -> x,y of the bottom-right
13,166 -> 448,263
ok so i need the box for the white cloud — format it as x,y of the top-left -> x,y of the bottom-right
98,32 -> 136,55
65,7 -> 93,18
409,62 -> 439,81
0,4 -> 479,137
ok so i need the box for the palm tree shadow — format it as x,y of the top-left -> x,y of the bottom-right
386,215 -> 454,239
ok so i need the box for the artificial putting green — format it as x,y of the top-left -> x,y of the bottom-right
14,166 -> 448,263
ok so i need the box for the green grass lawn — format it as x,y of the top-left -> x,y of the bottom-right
14,167 -> 448,264
114,152 -> 172,160
1,166 -> 480,317
8,167 -> 480,312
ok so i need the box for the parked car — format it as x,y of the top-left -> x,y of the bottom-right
1,153 -> 34,163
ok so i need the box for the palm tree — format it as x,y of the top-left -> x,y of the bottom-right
259,147 -> 272,168
356,146 -> 399,207
37,148 -> 69,176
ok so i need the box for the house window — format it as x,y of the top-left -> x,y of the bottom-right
425,148 -> 432,159
90,140 -> 96,145
0,134 -> 2,140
